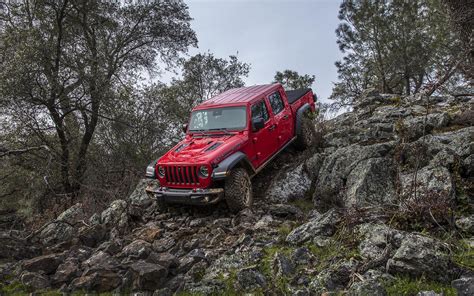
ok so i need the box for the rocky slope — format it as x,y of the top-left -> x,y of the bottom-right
0,91 -> 473,295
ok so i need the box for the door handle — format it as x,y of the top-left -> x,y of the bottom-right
269,124 -> 276,131
283,114 -> 289,120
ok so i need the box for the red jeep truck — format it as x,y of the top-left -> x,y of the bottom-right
145,83 -> 317,212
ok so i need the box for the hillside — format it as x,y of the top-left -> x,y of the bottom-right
1,91 -> 473,295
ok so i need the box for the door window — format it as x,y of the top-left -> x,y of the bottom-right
251,100 -> 270,122
268,92 -> 285,115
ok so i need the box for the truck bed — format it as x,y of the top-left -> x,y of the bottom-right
286,88 -> 312,104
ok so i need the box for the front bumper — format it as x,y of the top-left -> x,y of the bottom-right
145,183 -> 224,205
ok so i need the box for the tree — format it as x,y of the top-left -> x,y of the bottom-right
0,0 -> 197,195
273,70 -> 315,90
330,0 -> 462,106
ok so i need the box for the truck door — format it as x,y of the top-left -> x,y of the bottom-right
268,90 -> 293,148
250,99 -> 276,167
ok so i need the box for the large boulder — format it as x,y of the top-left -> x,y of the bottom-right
286,209 -> 340,245
130,260 -> 167,291
39,221 -> 74,245
387,233 -> 455,282
101,199 -> 128,228
57,203 -> 85,226
20,271 -> 50,290
452,277 -> 474,296
69,270 -> 122,292
265,163 -> 311,202
357,223 -> 405,260
52,258 -> 80,284
22,253 -> 63,274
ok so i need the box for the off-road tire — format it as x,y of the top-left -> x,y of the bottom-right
294,111 -> 316,150
225,168 -> 253,212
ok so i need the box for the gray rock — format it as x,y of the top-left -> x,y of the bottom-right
348,280 -> 386,296
235,267 -> 267,290
69,270 -> 121,292
267,204 -> 304,219
20,271 -> 50,290
147,252 -> 178,270
78,224 -> 107,247
39,221 -> 74,245
152,237 -> 176,253
286,209 -> 340,245
401,112 -> 450,140
57,203 -> 85,226
52,258 -> 79,284
387,233 -> 454,282
357,223 -> 405,260
129,179 -> 156,206
130,260 -> 167,291
456,215 -> 474,234
101,199 -> 128,227
272,252 -> 294,277
416,291 -> 442,296
22,253 -> 63,274
399,166 -> 454,199
82,251 -> 120,271
265,163 -> 311,202
291,247 -> 312,266
120,239 -> 152,260
178,249 -> 207,273
452,277 -> 474,296
345,157 -> 397,206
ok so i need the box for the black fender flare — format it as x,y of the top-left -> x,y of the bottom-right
295,103 -> 311,136
212,152 -> 256,180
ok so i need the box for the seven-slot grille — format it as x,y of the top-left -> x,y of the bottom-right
164,165 -> 200,185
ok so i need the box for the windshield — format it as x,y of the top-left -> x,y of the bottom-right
189,106 -> 247,132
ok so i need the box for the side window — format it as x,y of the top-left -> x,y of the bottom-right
251,100 -> 270,122
268,92 -> 285,115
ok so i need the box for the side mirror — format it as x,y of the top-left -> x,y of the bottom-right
252,117 -> 265,132
182,123 -> 188,133
313,94 -> 318,103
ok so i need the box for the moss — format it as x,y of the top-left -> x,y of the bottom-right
388,96 -> 402,106
384,276 -> 456,296
452,240 -> 474,269
307,240 -> 360,273
289,198 -> 314,213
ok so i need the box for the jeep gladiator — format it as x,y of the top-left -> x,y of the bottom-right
145,83 -> 317,212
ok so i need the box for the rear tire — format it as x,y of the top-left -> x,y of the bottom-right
294,111 -> 316,150
224,168 -> 253,213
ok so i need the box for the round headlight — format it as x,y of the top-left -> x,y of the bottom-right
199,165 -> 209,178
158,166 -> 165,177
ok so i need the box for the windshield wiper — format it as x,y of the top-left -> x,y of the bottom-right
208,128 -> 233,135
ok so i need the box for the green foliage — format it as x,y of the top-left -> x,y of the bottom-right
384,276 -> 456,296
330,0 -> 462,107
273,70 -> 315,90
307,240 -> 360,272
289,198 -> 314,213
452,240 -> 474,269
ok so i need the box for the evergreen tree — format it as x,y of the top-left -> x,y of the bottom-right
273,70 -> 315,90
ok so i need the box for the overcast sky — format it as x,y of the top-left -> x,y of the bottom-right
183,0 -> 343,102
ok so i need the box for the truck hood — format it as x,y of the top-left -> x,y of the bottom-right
158,133 -> 247,165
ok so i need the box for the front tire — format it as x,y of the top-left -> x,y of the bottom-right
224,168 -> 253,212
294,111 -> 316,150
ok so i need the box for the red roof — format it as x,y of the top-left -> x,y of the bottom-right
195,84 -> 280,109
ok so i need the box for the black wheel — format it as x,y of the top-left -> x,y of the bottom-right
224,168 -> 253,212
294,111 -> 316,150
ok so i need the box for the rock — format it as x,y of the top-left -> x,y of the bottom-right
235,267 -> 266,290
22,253 -> 63,274
401,112 -> 450,140
120,239 -> 152,260
147,252 -> 178,270
39,221 -> 74,245
178,249 -> 207,273
265,163 -> 311,202
152,237 -> 176,253
357,223 -> 405,260
305,153 -> 325,180
0,231 -> 40,260
130,260 -> 167,291
203,248 -> 263,281
399,166 -> 454,199
345,157 -> 397,206
20,271 -> 50,290
452,277 -> 474,296
267,204 -> 304,219
254,215 -> 274,230
78,224 -> 107,247
456,215 -> 474,234
286,209 -> 340,245
387,233 -> 454,282
314,259 -> 358,291
82,251 -> 119,271
272,252 -> 294,276
57,203 -> 85,226
417,291 -> 442,296
291,247 -> 313,266
52,258 -> 79,284
96,239 -> 123,255
69,270 -> 121,292
134,224 -> 162,243
101,199 -> 128,227
348,280 -> 387,296
129,179 -> 156,206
